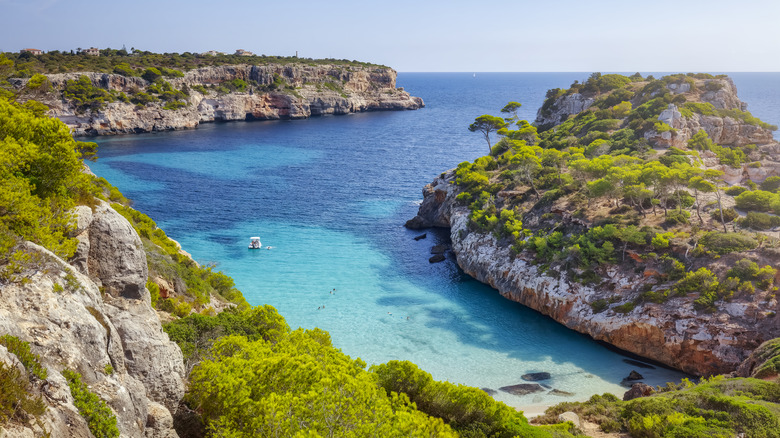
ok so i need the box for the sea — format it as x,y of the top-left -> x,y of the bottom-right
88,72 -> 780,411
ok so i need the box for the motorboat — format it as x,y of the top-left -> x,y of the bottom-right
248,237 -> 262,249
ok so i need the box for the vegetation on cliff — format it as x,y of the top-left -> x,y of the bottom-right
2,48 -> 385,78
459,72 -> 779,317
0,94 -> 98,271
536,377 -> 780,438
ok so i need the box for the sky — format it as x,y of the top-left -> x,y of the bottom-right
2,0 -> 779,72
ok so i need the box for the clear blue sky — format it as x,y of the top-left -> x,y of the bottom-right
2,0 -> 779,72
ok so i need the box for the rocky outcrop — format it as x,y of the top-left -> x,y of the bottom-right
0,202 -> 184,437
535,93 -> 595,128
22,64 -> 424,136
623,383 -> 655,401
646,103 -> 775,149
407,172 -> 780,376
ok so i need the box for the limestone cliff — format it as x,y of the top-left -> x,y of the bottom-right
408,171 -> 780,377
16,64 -> 424,136
0,201 -> 184,437
410,74 -> 780,377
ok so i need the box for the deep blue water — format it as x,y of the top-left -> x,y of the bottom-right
89,73 -> 780,409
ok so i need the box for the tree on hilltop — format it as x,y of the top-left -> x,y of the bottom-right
469,115 -> 507,153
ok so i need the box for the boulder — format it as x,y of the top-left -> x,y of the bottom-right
626,370 -> 644,381
413,233 -> 427,241
429,254 -> 445,263
557,412 -> 581,428
499,383 -> 545,396
623,383 -> 655,401
548,389 -> 575,397
480,388 -> 497,396
87,202 -> 149,301
430,244 -> 449,254
521,372 -> 551,381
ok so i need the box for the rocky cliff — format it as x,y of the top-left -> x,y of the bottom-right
19,64 -> 424,136
0,201 -> 185,437
410,74 -> 780,377
407,171 -> 780,377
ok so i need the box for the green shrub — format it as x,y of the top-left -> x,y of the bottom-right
63,75 -> 114,113
111,63 -> 134,77
0,361 -> 46,424
699,232 -> 757,254
725,186 -> 748,196
591,299 -> 609,313
739,211 -> 780,230
711,208 -> 739,223
665,210 -> 690,225
62,369 -> 119,438
372,360 -> 551,437
613,302 -> 635,313
146,280 -> 160,309
141,67 -> 162,82
191,84 -> 208,94
735,190 -> 777,212
673,267 -> 718,297
727,259 -> 760,281
760,176 -> 780,193
162,100 -> 187,110
130,91 -> 157,106
0,335 -> 47,380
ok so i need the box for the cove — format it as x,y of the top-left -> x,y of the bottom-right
88,73 -> 780,409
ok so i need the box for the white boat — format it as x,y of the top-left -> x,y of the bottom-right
248,237 -> 262,249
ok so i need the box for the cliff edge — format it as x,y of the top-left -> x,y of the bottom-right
14,64 -> 424,136
408,73 -> 780,376
0,201 -> 185,437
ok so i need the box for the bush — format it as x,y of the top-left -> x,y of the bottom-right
711,208 -> 739,223
372,360 -> 549,437
62,369 -> 119,438
673,268 -> 718,297
735,190 -> 777,212
613,302 -> 635,313
0,362 -> 46,424
0,335 -> 47,380
141,67 -> 162,82
725,186 -> 748,196
665,210 -> 690,225
591,299 -> 609,313
760,176 -> 780,193
111,63 -> 134,77
699,232 -> 757,254
739,211 -> 780,230
727,259 -> 760,281
63,75 -> 114,113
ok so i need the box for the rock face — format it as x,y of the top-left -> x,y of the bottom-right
22,64 -> 424,136
407,171 -> 780,376
535,93 -> 595,128
0,202 -> 184,437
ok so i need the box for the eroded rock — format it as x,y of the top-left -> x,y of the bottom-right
623,383 -> 655,401
499,383 -> 545,396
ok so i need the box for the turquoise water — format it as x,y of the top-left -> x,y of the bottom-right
89,73 -> 780,409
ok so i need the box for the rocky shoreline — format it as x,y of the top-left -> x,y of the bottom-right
407,75 -> 780,377
407,170 -> 779,376
16,64 -> 424,136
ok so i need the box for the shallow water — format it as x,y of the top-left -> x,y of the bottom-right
89,72 -> 780,408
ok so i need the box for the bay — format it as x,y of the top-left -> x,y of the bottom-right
89,72 -> 780,409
